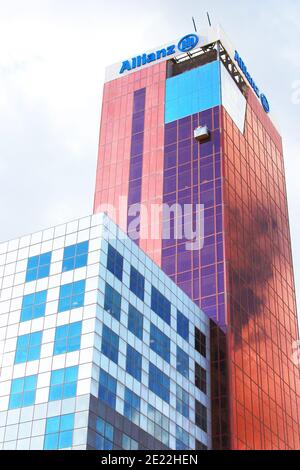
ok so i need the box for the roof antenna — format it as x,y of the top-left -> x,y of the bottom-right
206,12 -> 212,27
192,16 -> 198,33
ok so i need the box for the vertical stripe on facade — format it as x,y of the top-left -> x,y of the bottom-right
127,88 -> 146,244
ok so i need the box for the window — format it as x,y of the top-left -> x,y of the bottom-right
176,346 -> 189,378
43,413 -> 74,450
176,425 -> 189,450
177,311 -> 189,341
130,266 -> 145,301
122,435 -> 138,450
128,304 -> 143,340
98,370 -> 117,409
124,388 -> 140,426
147,405 -> 169,447
15,332 -> 42,364
149,363 -> 170,403
104,283 -> 121,321
196,440 -> 207,450
101,325 -> 119,364
195,363 -> 207,394
107,244 -> 123,281
195,327 -> 206,358
58,280 -> 85,313
151,286 -> 171,325
54,321 -> 82,355
176,385 -> 189,418
26,252 -> 51,282
20,290 -> 47,322
49,366 -> 78,401
126,345 -> 142,382
150,323 -> 170,363
62,241 -> 89,272
95,418 -> 114,450
195,400 -> 207,432
9,375 -> 38,409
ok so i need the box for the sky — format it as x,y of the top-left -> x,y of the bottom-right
0,0 -> 299,318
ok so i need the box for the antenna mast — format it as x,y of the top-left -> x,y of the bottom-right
206,12 -> 212,27
192,16 -> 197,32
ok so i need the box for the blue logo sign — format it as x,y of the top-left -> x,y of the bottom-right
119,33 -> 199,75
178,34 -> 199,53
260,94 -> 270,114
234,51 -> 270,113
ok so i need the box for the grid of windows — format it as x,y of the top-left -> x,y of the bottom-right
104,283 -> 121,321
195,400 -> 207,433
151,286 -> 171,324
130,266 -> 145,300
128,304 -> 143,340
9,375 -> 38,409
124,388 -> 140,426
195,327 -> 206,358
20,290 -> 47,322
195,363 -> 207,394
101,325 -> 119,364
149,363 -> 170,403
176,384 -> 189,419
147,405 -> 170,447
122,434 -> 139,450
176,425 -> 189,450
43,413 -> 74,450
62,241 -> 89,272
107,244 -> 123,281
176,346 -> 189,378
58,280 -> 86,313
25,252 -> 51,282
49,366 -> 78,401
15,331 -> 42,364
53,321 -> 82,355
177,311 -> 189,341
98,370 -> 117,409
150,323 -> 170,363
95,418 -> 114,450
126,345 -> 142,382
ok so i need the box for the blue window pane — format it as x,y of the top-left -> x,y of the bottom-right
60,413 -> 74,431
44,433 -> 59,450
62,242 -> 89,273
23,391 -> 35,406
65,366 -> 78,383
128,304 -> 143,340
126,345 -> 142,382
49,385 -> 63,401
150,323 -> 170,363
22,293 -> 34,307
54,322 -> 82,355
124,388 -> 140,425
101,325 -> 119,364
9,394 -> 22,409
151,286 -> 171,324
98,370 -> 116,409
11,378 -> 24,394
15,332 -> 42,364
149,363 -> 170,403
26,252 -> 52,282
107,244 -> 123,281
177,311 -> 189,341
46,417 -> 60,434
177,346 -> 189,378
51,369 -> 64,386
63,383 -> 77,399
104,283 -> 121,321
58,281 -> 85,313
58,430 -> 73,449
130,266 -> 145,301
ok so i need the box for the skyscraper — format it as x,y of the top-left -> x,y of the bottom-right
94,26 -> 300,449
0,214 -> 211,450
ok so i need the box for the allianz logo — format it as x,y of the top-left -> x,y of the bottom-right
120,34 -> 199,74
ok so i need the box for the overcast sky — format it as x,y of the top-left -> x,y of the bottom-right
0,0 -> 299,318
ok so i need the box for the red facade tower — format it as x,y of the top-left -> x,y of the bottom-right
94,27 -> 300,449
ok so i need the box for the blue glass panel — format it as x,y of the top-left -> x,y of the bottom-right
165,61 -> 221,124
177,311 -> 189,341
49,385 -> 63,401
60,413 -> 74,432
44,433 -> 59,450
58,430 -> 73,449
